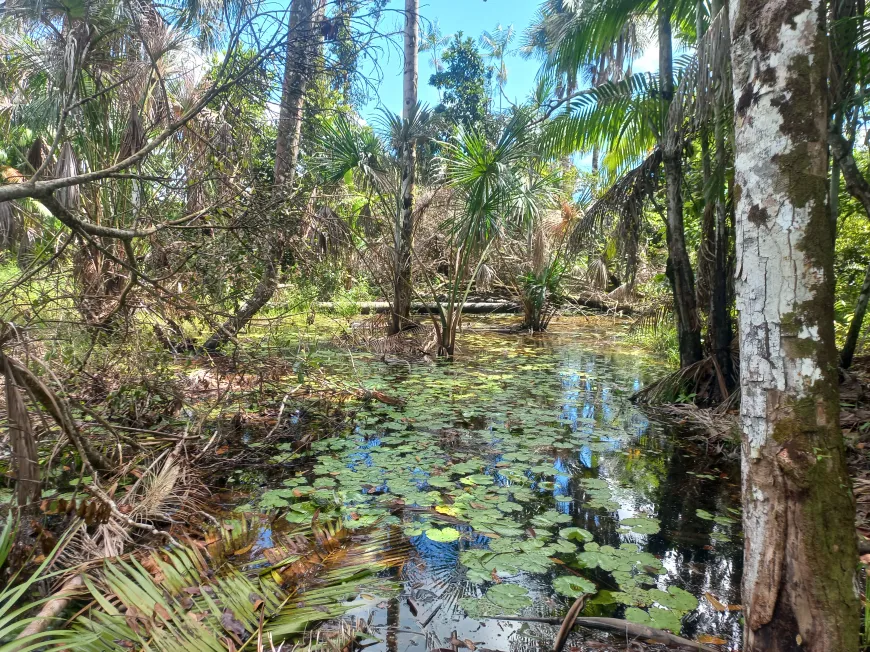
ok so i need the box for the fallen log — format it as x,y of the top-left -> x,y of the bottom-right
316,301 -> 522,315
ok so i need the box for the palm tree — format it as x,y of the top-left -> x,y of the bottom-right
392,0 -> 420,335
439,111 -> 562,351
480,24 -> 515,111
528,0 -> 707,368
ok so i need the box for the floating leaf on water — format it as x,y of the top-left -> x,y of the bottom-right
531,510 -> 572,528
460,474 -> 494,486
618,517 -> 661,535
559,527 -> 594,542
625,606 -> 683,632
458,596 -> 506,618
698,634 -> 728,645
485,584 -> 532,609
552,575 -> 596,597
425,527 -> 461,543
497,502 -> 523,513
649,586 -> 699,611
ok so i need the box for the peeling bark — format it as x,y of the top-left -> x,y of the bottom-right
730,1 -> 859,649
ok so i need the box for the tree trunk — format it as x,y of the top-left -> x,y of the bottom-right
203,0 -> 322,349
274,0 -> 322,190
731,1 -> 858,650
659,1 -> 703,367
709,0 -> 734,388
391,0 -> 419,335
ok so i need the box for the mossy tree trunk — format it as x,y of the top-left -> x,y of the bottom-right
391,0 -> 419,335
731,1 -> 858,649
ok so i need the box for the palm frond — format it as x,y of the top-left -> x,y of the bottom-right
70,516 -> 407,651
568,148 -> 661,280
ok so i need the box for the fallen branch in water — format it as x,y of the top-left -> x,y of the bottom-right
486,615 -> 720,652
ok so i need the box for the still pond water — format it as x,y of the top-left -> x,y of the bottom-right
260,319 -> 743,650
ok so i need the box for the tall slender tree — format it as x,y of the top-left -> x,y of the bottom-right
731,0 -> 858,648
391,0 -> 419,334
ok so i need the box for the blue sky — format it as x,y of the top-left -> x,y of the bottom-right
360,0 -> 662,121
361,0 -> 543,119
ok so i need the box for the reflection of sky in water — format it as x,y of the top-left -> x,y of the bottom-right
314,327 -> 742,652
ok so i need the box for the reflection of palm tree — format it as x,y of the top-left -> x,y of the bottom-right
479,24 -> 515,111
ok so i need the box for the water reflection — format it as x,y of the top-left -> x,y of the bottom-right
318,324 -> 744,651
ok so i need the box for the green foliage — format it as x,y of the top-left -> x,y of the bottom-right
430,33 -> 493,134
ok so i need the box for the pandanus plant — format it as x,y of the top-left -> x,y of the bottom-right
436,110 -> 562,352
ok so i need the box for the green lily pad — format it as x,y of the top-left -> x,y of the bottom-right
425,527 -> 461,542
531,510 -> 573,528
625,607 -> 683,632
552,575 -> 596,597
649,586 -> 698,611
559,527 -> 594,542
461,474 -> 494,486
486,584 -> 532,609
618,517 -> 661,535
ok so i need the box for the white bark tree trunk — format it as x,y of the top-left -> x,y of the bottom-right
731,1 -> 858,649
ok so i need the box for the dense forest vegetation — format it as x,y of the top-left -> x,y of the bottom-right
0,0 -> 868,650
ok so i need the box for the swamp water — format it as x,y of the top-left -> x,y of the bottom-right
253,320 -> 743,650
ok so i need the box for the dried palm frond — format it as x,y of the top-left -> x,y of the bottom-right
607,282 -> 634,303
4,361 -> 40,509
126,458 -> 183,521
568,149 -> 661,282
53,143 -> 79,210
586,256 -> 609,291
118,102 -> 145,161
0,202 -> 18,251
341,314 -> 432,359
475,263 -> 496,291
631,354 -> 730,407
26,136 -> 50,174
628,298 -> 674,335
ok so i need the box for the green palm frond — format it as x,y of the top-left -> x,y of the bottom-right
69,516 -> 407,652
0,516 -> 88,651
313,115 -> 390,191
443,111 -> 541,249
374,102 -> 434,154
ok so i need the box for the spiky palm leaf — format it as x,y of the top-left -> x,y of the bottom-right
69,516 -> 407,652
0,516 -> 87,651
